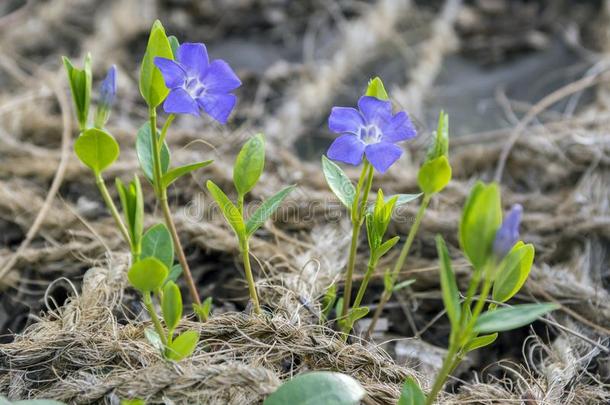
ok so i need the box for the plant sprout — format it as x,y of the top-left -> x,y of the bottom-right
207,134 -> 294,314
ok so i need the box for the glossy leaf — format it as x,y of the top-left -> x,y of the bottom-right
474,303 -> 558,334
233,133 -> 265,197
128,257 -> 168,292
136,122 -> 170,182
63,54 -> 91,131
206,180 -> 246,237
194,296 -> 213,321
417,155 -> 451,195
436,235 -> 461,328
464,333 -> 498,352
322,155 -> 355,209
493,242 -> 534,303
246,185 -> 295,236
166,330 -> 199,361
459,182 -> 502,270
162,281 -> 182,332
263,372 -> 365,405
162,160 -> 213,188
74,128 -> 119,174
398,377 -> 426,405
141,223 -> 174,269
365,77 -> 389,100
139,20 -> 173,108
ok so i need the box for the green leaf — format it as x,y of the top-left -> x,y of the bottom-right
365,77 -> 389,100
165,330 -> 199,361
367,193 -> 422,214
136,122 -> 170,182
263,372 -> 365,405
335,297 -> 344,320
12,401 -> 67,405
436,235 -> 461,329
417,155 -> 451,195
459,182 -> 502,270
141,223 -> 174,270
322,284 -> 337,318
194,296 -> 213,321
162,160 -> 213,188
246,185 -> 295,236
168,35 -> 180,59
427,111 -> 449,161
144,327 -> 164,352
374,236 -> 399,260
63,54 -> 92,131
206,180 -> 246,237
128,257 -> 168,292
116,175 -> 144,248
348,306 -> 369,325
474,303 -> 558,334
162,281 -> 182,332
322,155 -> 356,209
121,400 -> 146,405
233,133 -> 265,197
167,264 -> 183,283
464,333 -> 498,352
139,20 -> 173,108
493,242 -> 534,303
393,278 -> 416,292
398,377 -> 426,405
74,128 -> 119,175
383,268 -> 393,293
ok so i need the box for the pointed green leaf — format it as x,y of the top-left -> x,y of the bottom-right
322,284 -> 337,318
417,155 -> 451,195
322,155 -> 355,209
246,185 -> 295,236
365,77 -> 389,101
128,257 -> 168,292
367,193 -> 422,214
120,400 -> 145,405
393,278 -> 416,292
348,306 -> 369,325
436,235 -> 461,328
168,35 -> 180,58
493,242 -> 534,303
63,54 -> 92,131
167,264 -> 183,283
162,160 -> 213,188
141,223 -> 174,269
263,372 -> 365,405
234,133 -> 265,197
162,280 -> 182,332
474,303 -> 558,334
464,333 -> 498,352
74,128 -> 119,175
136,122 -> 170,182
374,236 -> 400,260
139,20 -> 173,107
116,175 -> 144,248
166,330 -> 199,361
398,377 -> 426,405
427,111 -> 449,160
194,296 -> 213,321
206,180 -> 245,237
459,182 -> 502,270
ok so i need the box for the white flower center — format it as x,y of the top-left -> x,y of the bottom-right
185,76 -> 207,98
359,125 -> 381,144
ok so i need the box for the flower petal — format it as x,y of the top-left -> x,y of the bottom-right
163,88 -> 199,116
358,96 -> 392,126
365,142 -> 402,173
177,43 -> 209,76
197,93 -> 237,124
327,134 -> 365,166
328,107 -> 365,135
380,111 -> 417,143
154,57 -> 186,89
493,204 -> 523,258
201,60 -> 241,92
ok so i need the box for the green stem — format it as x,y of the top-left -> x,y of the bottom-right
159,113 -> 175,146
143,291 -> 167,346
342,162 -> 373,320
367,194 -> 431,336
425,342 -> 459,405
342,255 -> 378,336
240,238 -> 261,314
95,174 -> 131,247
149,108 -> 202,308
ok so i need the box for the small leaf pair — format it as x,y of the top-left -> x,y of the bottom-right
63,54 -> 92,131
366,190 -> 400,262
207,134 -> 295,314
116,176 -> 144,257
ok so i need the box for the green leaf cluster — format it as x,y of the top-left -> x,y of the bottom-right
63,54 -> 92,131
116,175 -> 144,255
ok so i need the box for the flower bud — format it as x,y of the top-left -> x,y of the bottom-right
493,204 -> 523,258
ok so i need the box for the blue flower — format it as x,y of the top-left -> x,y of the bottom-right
154,43 -> 241,124
327,96 -> 417,173
99,65 -> 117,109
493,204 -> 523,258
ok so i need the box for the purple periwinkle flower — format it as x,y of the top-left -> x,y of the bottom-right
154,43 -> 241,124
99,65 -> 117,109
493,204 -> 523,258
327,96 -> 417,173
